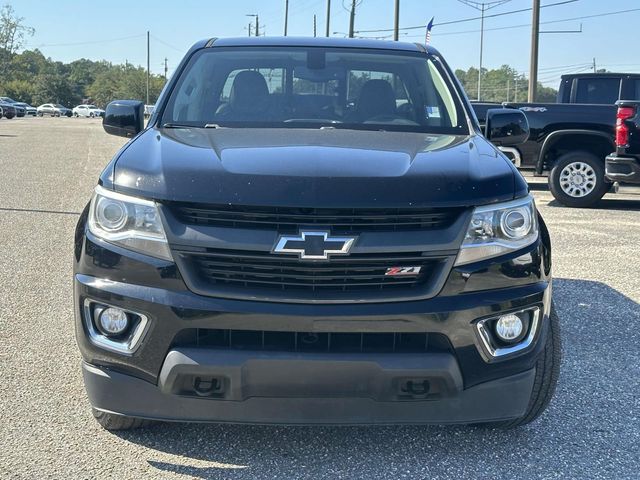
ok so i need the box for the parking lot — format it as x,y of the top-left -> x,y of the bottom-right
0,117 -> 638,479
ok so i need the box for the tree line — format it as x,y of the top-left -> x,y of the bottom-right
1,49 -> 166,108
455,65 -> 558,103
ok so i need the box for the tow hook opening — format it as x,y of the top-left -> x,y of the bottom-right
193,376 -> 223,397
398,378 -> 431,399
172,374 -> 226,398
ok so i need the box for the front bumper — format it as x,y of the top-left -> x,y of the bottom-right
84,359 -> 536,425
74,212 -> 552,424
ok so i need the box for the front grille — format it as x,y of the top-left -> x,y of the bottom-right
174,328 -> 453,354
168,203 -> 461,233
178,249 -> 442,294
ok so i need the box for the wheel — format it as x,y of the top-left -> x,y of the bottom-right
548,151 -> 609,207
37,112 -> 43,117
485,303 -> 561,429
74,112 -> 78,117
92,408 -> 154,431
90,112 -> 94,118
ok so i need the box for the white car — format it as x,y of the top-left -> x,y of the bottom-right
72,104 -> 105,118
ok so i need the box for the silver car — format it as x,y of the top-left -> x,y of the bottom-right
37,103 -> 72,117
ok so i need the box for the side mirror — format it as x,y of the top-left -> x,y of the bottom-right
103,100 -> 144,138
485,108 -> 529,146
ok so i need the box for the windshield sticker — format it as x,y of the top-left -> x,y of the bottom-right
425,106 -> 441,119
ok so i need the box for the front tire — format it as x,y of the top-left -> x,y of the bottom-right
487,303 -> 561,429
92,408 -> 154,431
548,151 -> 609,207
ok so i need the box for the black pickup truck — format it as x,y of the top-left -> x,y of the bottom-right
473,73 -> 640,207
75,37 -> 560,430
606,100 -> 640,184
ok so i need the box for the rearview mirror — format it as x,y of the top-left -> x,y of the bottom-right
103,100 -> 144,138
485,108 -> 529,146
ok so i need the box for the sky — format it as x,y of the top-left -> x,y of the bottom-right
10,0 -> 640,88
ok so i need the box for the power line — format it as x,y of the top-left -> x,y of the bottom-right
150,34 -> 182,53
26,33 -> 146,48
354,0 -> 577,34
404,7 -> 640,38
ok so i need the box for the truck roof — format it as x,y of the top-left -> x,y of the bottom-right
560,72 -> 640,79
204,36 -> 433,54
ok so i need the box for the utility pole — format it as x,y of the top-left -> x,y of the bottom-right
247,14 -> 259,37
284,0 -> 289,36
163,57 -> 168,81
348,0 -> 356,38
313,15 -> 317,37
325,0 -> 331,37
393,0 -> 400,41
478,4 -> 485,101
248,22 -> 253,37
146,31 -> 150,105
457,1 -> 511,101
528,0 -> 540,102
593,57 -> 596,73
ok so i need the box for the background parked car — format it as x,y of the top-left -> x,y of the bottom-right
0,100 -> 17,119
0,97 -> 26,117
37,103 -> 72,117
72,104 -> 105,117
144,104 -> 155,117
14,102 -> 37,116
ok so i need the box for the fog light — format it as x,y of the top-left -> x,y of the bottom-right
97,307 -> 129,335
495,313 -> 524,342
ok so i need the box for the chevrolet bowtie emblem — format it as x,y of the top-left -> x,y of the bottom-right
273,230 -> 356,260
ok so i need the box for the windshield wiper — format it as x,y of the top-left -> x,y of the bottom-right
162,123 -> 201,128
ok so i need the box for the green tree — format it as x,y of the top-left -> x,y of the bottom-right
0,4 -> 34,76
455,65 -> 558,103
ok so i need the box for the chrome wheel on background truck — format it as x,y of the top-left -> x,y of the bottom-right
549,151 -> 610,208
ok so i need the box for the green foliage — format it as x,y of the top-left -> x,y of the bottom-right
0,4 -> 35,76
455,65 -> 558,103
0,49 -> 167,107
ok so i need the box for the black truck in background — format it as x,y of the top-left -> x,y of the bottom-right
473,73 -> 640,207
607,100 -> 640,184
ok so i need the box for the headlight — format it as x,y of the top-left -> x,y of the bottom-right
88,185 -> 172,261
455,195 -> 538,266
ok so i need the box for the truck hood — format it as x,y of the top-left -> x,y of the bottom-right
107,127 -> 523,208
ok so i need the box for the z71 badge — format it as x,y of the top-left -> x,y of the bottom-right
385,266 -> 423,276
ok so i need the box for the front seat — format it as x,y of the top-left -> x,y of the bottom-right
354,79 -> 397,122
216,70 -> 271,121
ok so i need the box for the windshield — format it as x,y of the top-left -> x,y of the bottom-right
1,97 -> 17,103
162,47 -> 468,134
87,105 -> 98,109
55,104 -> 65,108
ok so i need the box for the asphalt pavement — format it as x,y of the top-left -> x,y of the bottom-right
1,117 -> 639,479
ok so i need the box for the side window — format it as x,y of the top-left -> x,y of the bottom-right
221,68 -> 285,101
575,78 -> 620,104
634,80 -> 640,100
